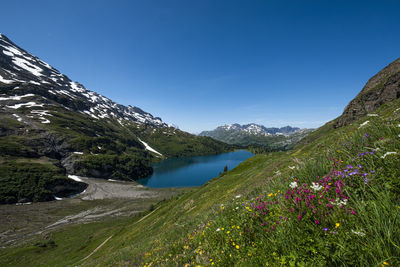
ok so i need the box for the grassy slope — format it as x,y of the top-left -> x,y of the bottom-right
1,99 -> 399,266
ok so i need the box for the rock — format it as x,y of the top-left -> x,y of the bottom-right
335,58 -> 400,128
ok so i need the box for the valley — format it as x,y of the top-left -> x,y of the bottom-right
1,15 -> 400,266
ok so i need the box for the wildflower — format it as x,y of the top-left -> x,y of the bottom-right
381,152 -> 397,159
335,223 -> 340,228
236,245 -> 239,249
335,198 -> 348,207
310,182 -> 323,191
268,193 -> 273,197
216,228 -> 221,232
237,226 -> 240,229
382,262 -> 389,266
221,228 -> 224,231
367,114 -> 378,117
315,220 -> 320,225
323,228 -> 329,231
351,230 -> 366,236
227,231 -> 230,234
289,181 -> 298,188
235,195 -> 241,198
288,166 -> 296,170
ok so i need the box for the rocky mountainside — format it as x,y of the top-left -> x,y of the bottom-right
199,123 -> 313,149
0,34 -> 232,204
0,34 -> 166,127
335,57 -> 400,127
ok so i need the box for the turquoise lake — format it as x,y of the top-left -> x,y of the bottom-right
137,150 -> 254,188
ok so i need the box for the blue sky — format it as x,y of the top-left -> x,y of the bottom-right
1,0 -> 399,133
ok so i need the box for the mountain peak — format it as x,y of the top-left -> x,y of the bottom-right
0,35 -> 167,127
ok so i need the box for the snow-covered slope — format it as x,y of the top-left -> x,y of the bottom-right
0,33 -> 166,127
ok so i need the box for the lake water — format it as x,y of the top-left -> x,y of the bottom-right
137,150 -> 254,188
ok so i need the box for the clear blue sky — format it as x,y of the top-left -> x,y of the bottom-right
1,0 -> 399,133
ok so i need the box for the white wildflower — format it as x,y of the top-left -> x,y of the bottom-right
331,198 -> 348,207
235,195 -> 242,199
367,114 -> 378,117
381,152 -> 397,159
351,230 -> 366,236
310,182 -> 323,191
358,120 -> 369,129
235,207 -> 239,210
288,166 -> 296,170
216,228 -> 221,232
336,198 -> 348,207
289,181 -> 298,189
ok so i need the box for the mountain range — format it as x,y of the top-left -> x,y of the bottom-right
0,34 -> 232,204
199,123 -> 313,149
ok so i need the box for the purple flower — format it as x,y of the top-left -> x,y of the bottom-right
323,228 -> 329,231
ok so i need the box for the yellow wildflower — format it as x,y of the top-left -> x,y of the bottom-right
336,223 -> 340,228
227,231 -> 230,234
221,227 -> 225,231
237,226 -> 240,229
268,193 -> 273,197
382,262 -> 389,266
236,245 -> 240,249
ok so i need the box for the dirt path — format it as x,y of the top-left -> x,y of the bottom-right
81,235 -> 113,261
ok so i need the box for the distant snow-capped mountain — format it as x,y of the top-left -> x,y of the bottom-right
208,123 -> 301,136
199,123 -> 313,149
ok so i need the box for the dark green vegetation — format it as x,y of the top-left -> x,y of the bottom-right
0,160 -> 86,204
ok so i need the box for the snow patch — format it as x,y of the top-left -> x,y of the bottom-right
0,74 -> 14,84
358,120 -> 369,129
68,175 -> 84,182
0,93 -> 34,101
138,138 -> 163,156
12,57 -> 43,77
12,114 -> 22,122
6,101 -> 43,109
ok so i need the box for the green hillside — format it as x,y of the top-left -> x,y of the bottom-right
1,97 -> 399,266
